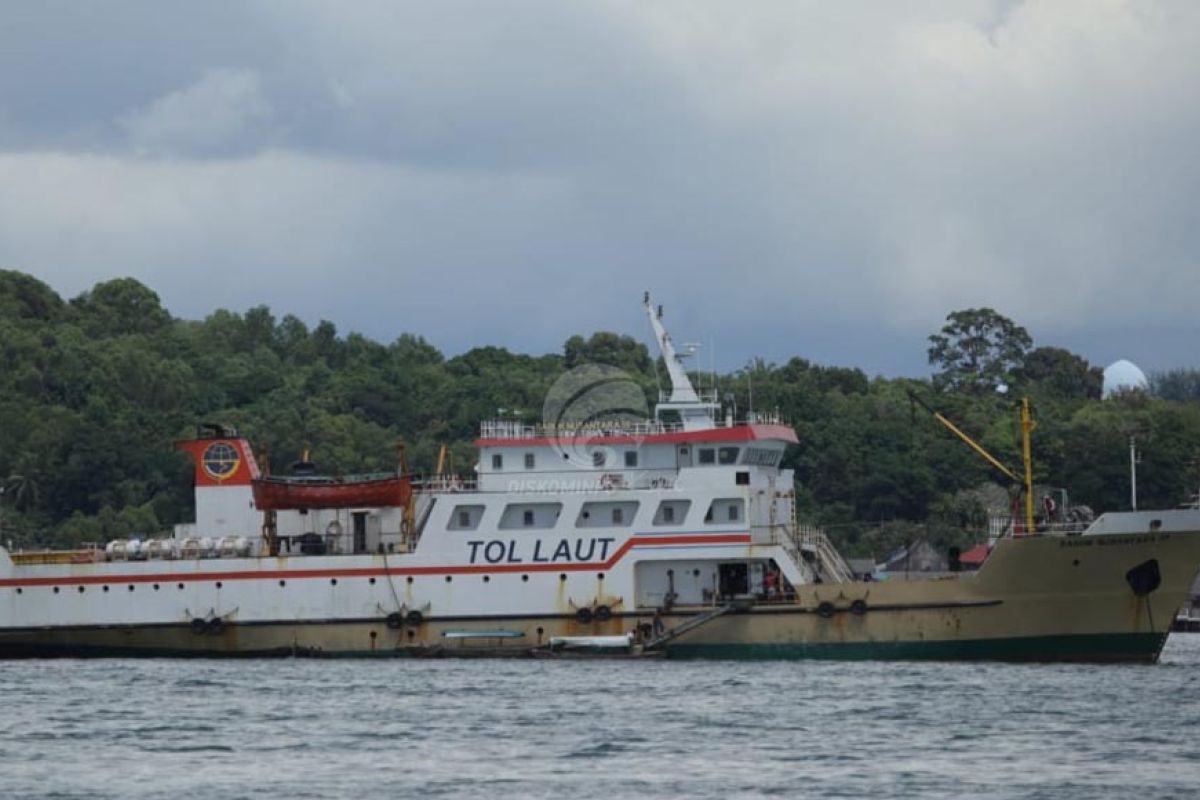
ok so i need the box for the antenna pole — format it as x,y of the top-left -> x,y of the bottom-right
1129,435 -> 1138,511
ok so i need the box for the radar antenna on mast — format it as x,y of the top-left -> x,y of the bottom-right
643,292 -> 719,430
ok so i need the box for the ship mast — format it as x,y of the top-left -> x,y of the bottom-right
644,292 -> 719,430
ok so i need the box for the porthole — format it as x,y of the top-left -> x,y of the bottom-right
331,578 -> 338,586
77,586 -> 85,593
153,584 -> 160,591
16,587 -> 22,595
177,583 -> 184,590
216,581 -> 223,589
127,585 -> 134,592
53,587 -> 60,594
483,575 -> 491,583
369,577 -> 377,585
102,585 -> 110,593
406,576 -> 414,584
279,580 -> 286,587
597,573 -> 605,581
445,575 -> 452,583
522,575 -> 529,582
559,573 -> 567,582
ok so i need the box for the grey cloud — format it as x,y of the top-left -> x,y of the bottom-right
0,1 -> 1197,377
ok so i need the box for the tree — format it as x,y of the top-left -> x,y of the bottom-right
564,332 -> 652,374
928,308 -> 1032,395
0,270 -> 65,321
71,278 -> 171,336
1150,369 -> 1200,402
1017,346 -> 1103,401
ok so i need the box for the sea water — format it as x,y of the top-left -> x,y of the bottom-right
2,637 -> 1199,799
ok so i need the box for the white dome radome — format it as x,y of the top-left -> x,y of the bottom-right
1102,359 -> 1148,398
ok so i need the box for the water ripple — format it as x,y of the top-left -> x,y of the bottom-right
2,637 -> 1200,798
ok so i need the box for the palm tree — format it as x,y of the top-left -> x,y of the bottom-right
4,472 -> 39,512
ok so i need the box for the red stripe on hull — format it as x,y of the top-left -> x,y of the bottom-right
0,534 -> 752,588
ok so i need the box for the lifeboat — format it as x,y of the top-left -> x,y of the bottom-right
251,473 -> 412,511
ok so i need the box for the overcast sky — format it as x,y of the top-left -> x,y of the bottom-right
1,1 -> 1197,376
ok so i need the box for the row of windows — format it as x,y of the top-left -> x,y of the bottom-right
697,446 -> 741,465
494,450 -> 640,470
491,446 -> 785,471
451,498 -> 742,530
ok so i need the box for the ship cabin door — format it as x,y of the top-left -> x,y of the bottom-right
677,444 -> 693,468
352,511 -> 368,554
718,562 -> 749,599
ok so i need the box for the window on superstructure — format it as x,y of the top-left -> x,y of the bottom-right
593,451 -> 606,467
703,499 -> 744,525
742,448 -> 782,467
524,452 -> 535,470
718,447 -> 739,465
698,448 -> 716,465
449,505 -> 484,531
500,503 -> 562,529
492,453 -> 503,470
578,501 -> 638,527
654,500 -> 689,526
624,450 -> 638,468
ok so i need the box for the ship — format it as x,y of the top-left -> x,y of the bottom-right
3,295 -> 1200,661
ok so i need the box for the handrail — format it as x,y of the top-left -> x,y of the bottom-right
479,413 -> 788,441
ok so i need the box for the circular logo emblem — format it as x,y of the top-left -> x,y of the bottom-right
202,442 -> 241,481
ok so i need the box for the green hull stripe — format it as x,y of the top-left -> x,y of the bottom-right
0,631 -> 1171,662
665,632 -> 1169,663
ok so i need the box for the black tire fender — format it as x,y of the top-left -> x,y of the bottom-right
816,601 -> 835,619
575,607 -> 594,624
385,612 -> 404,630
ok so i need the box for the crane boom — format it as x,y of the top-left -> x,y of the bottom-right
907,390 -> 1036,534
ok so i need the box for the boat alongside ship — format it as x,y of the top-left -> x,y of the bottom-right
3,295 -> 1200,661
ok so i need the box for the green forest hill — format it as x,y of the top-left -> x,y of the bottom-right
2,269 -> 1199,560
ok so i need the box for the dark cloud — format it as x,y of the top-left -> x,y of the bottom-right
1,1 -> 1198,376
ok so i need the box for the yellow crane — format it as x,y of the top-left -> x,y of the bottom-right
907,391 -> 1037,534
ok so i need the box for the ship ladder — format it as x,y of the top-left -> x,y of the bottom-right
813,529 -> 854,584
644,604 -> 736,652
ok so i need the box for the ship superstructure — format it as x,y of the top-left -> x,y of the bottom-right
3,296 -> 1200,661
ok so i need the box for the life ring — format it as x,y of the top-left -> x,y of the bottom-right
190,617 -> 207,634
385,612 -> 404,630
405,609 -> 424,626
575,607 -> 593,624
594,604 -> 612,622
850,599 -> 868,616
816,601 -> 835,619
